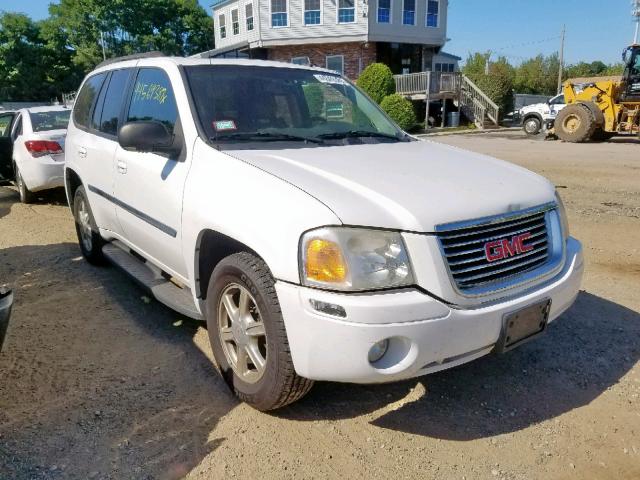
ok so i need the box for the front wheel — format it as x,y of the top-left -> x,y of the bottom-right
523,117 -> 541,136
555,104 -> 596,143
206,252 -> 313,411
73,186 -> 105,265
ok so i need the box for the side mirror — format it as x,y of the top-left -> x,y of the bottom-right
118,121 -> 181,156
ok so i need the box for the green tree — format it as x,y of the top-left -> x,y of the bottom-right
463,54 -> 515,116
356,63 -> 395,104
49,0 -> 214,71
0,13 -> 49,101
514,54 -> 559,95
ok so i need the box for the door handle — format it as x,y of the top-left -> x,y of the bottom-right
77,147 -> 87,158
117,160 -> 127,174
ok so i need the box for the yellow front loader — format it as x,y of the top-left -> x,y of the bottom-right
554,45 -> 640,142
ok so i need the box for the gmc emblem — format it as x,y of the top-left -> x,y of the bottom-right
484,233 -> 534,262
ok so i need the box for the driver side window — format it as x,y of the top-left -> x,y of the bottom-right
0,114 -> 14,137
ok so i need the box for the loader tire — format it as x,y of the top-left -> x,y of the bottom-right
555,104 -> 597,143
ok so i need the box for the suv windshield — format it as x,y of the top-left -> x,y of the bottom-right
30,110 -> 71,132
184,65 -> 406,147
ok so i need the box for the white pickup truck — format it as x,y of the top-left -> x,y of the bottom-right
64,55 -> 583,410
520,94 -> 566,135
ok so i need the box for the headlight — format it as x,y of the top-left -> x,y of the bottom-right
555,190 -> 570,241
300,227 -> 414,291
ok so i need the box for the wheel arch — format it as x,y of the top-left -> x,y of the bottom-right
522,112 -> 543,123
65,168 -> 83,209
194,229 -> 265,300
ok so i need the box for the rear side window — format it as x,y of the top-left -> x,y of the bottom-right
126,68 -> 178,135
74,73 -> 107,129
96,69 -> 131,136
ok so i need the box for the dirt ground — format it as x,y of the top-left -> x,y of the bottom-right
0,130 -> 639,480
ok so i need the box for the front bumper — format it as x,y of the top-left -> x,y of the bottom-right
276,237 -> 583,383
0,289 -> 14,351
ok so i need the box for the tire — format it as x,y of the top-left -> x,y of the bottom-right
73,186 -> 105,265
14,166 -> 34,204
523,116 -> 541,136
206,252 -> 313,411
555,104 -> 597,143
591,129 -> 616,142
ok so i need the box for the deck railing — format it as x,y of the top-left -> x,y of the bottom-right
394,72 -> 462,96
393,71 -> 500,128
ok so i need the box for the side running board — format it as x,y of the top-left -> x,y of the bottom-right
102,241 -> 203,320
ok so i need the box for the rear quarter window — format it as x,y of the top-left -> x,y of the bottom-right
74,73 -> 108,129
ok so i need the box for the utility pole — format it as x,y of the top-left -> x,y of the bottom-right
557,25 -> 565,94
100,31 -> 107,61
633,0 -> 640,44
484,51 -> 492,75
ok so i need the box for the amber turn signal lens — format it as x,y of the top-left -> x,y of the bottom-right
305,239 -> 348,284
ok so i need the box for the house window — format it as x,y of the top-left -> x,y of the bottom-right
219,14 -> 226,39
435,63 -> 455,73
377,0 -> 391,23
292,56 -> 311,65
338,0 -> 355,23
403,0 -> 415,25
271,0 -> 288,27
426,0 -> 438,27
246,3 -> 254,30
304,0 -> 321,24
326,55 -> 344,74
231,9 -> 239,35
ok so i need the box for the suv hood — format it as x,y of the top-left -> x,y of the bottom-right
228,140 -> 556,232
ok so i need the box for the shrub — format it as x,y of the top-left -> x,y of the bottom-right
356,63 -> 395,104
380,94 -> 417,131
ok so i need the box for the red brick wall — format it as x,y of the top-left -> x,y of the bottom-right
267,42 -> 377,79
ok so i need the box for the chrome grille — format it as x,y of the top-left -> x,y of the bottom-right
437,209 -> 551,291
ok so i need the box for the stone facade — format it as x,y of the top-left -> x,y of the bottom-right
267,42 -> 377,79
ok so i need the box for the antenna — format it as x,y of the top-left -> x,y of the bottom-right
633,0 -> 640,44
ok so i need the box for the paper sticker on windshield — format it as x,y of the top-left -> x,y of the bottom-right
314,74 -> 348,86
213,120 -> 237,131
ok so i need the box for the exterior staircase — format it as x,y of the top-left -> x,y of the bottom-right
394,72 -> 500,129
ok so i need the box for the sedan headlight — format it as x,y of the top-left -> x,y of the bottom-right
300,227 -> 414,291
555,190 -> 570,241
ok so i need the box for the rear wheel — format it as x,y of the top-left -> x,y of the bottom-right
14,166 -> 34,204
555,104 -> 597,143
206,252 -> 313,411
73,186 -> 105,265
523,116 -> 542,135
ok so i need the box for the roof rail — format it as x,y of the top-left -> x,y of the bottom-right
95,51 -> 165,69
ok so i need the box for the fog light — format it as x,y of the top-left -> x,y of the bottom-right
368,339 -> 389,363
309,299 -> 347,318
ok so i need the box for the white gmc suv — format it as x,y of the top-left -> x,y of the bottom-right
65,55 -> 584,410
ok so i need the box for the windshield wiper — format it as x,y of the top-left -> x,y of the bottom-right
212,132 -> 324,144
316,130 -> 405,141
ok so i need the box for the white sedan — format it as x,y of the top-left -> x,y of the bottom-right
0,106 -> 71,203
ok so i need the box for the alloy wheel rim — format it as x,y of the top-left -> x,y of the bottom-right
218,283 -> 267,384
78,199 -> 93,251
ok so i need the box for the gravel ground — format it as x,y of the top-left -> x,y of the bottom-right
0,131 -> 639,480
